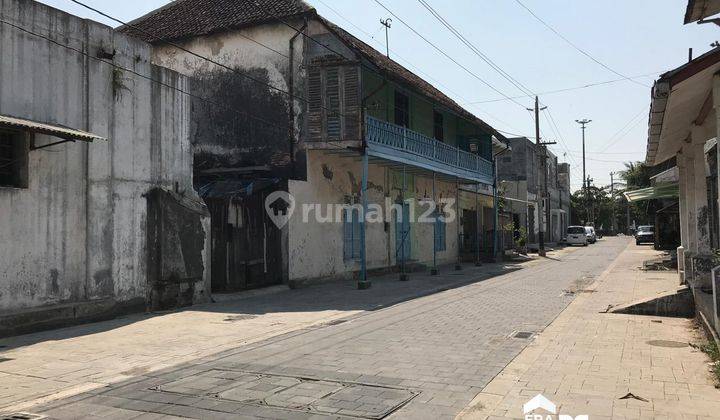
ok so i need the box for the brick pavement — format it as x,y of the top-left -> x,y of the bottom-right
4,238 -> 630,419
458,241 -> 720,420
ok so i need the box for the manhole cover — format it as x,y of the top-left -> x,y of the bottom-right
157,370 -> 417,419
513,331 -> 534,339
646,340 -> 688,348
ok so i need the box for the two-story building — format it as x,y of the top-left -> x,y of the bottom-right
0,0 -> 210,335
497,137 -> 571,246
123,0 -> 506,289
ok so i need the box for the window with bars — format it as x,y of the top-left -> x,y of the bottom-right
394,91 -> 410,128
433,110 -> 444,142
0,130 -> 28,189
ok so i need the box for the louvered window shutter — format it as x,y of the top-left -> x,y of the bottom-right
307,67 -> 323,141
342,66 -> 360,141
325,67 -> 341,141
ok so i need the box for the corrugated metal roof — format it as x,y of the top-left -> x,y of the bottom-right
197,177 -> 280,199
0,115 -> 105,142
624,183 -> 679,203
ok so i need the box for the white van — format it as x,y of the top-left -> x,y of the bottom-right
585,226 -> 597,244
567,226 -> 589,246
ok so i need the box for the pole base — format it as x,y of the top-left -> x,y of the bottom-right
539,249 -> 547,257
430,268 -> 439,276
357,280 -> 372,290
454,264 -> 462,271
399,274 -> 409,282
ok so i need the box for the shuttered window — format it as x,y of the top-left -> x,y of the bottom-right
343,206 -> 362,261
307,63 -> 361,142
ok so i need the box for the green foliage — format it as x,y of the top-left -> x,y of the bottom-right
697,340 -> 720,385
571,161 -> 656,232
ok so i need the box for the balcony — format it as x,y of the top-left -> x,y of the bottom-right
365,116 -> 493,184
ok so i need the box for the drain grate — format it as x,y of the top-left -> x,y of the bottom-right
0,413 -> 46,420
513,331 -> 534,339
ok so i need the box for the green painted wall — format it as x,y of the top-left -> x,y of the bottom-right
362,68 -> 491,151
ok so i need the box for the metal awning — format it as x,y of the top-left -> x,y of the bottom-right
0,115 -> 105,142
624,183 -> 679,202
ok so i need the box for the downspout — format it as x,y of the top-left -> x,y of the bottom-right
493,142 -> 510,261
288,18 -> 308,174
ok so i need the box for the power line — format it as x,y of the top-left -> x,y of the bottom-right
371,0 -> 530,110
513,0 -> 650,88
416,0 -> 535,98
68,0 -> 338,117
313,0 -> 528,135
469,71 -> 661,104
0,17 -> 288,136
596,106 -> 648,153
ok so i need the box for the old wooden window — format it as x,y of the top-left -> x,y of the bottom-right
307,64 -> 361,142
433,110 -> 444,142
0,130 -> 28,188
394,91 -> 409,128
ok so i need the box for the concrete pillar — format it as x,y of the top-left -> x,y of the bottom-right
677,152 -> 689,249
691,124 -> 712,254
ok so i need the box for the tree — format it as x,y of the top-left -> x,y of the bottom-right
620,161 -> 652,189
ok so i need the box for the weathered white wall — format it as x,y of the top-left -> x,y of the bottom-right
150,20 -> 305,159
287,151 -> 459,281
0,0 -> 206,313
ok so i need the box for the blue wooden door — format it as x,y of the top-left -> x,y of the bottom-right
395,203 -> 411,262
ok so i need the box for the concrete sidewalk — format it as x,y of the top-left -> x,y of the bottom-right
458,243 -> 720,420
0,252 -> 564,414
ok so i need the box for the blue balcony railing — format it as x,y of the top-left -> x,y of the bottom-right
365,116 -> 493,183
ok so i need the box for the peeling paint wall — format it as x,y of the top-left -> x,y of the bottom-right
0,0 -> 208,313
151,20 -> 306,178
287,151 -> 460,281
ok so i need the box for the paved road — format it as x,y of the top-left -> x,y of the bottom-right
27,238 -> 629,420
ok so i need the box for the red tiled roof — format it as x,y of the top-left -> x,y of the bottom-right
120,0 -> 313,43
121,0 -> 504,140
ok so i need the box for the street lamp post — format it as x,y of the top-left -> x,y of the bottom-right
575,119 -> 591,225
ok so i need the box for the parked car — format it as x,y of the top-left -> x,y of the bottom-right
584,226 -> 597,244
566,226 -> 589,246
635,225 -> 655,245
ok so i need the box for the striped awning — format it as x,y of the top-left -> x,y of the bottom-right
624,183 -> 679,203
0,115 -> 105,142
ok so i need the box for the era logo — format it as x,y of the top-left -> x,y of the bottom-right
523,394 -> 589,420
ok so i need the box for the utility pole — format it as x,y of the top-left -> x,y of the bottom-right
528,97 -> 553,256
610,172 -> 616,234
575,119 -> 592,224
380,18 -> 392,58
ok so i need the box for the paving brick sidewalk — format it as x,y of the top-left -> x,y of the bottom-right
458,242 -> 720,420
0,253 -> 548,413
6,239 -> 628,419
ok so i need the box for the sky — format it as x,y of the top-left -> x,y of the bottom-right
40,0 -> 719,191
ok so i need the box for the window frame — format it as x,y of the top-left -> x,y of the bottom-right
394,91 -> 410,128
433,110 -> 444,142
0,129 -> 29,189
